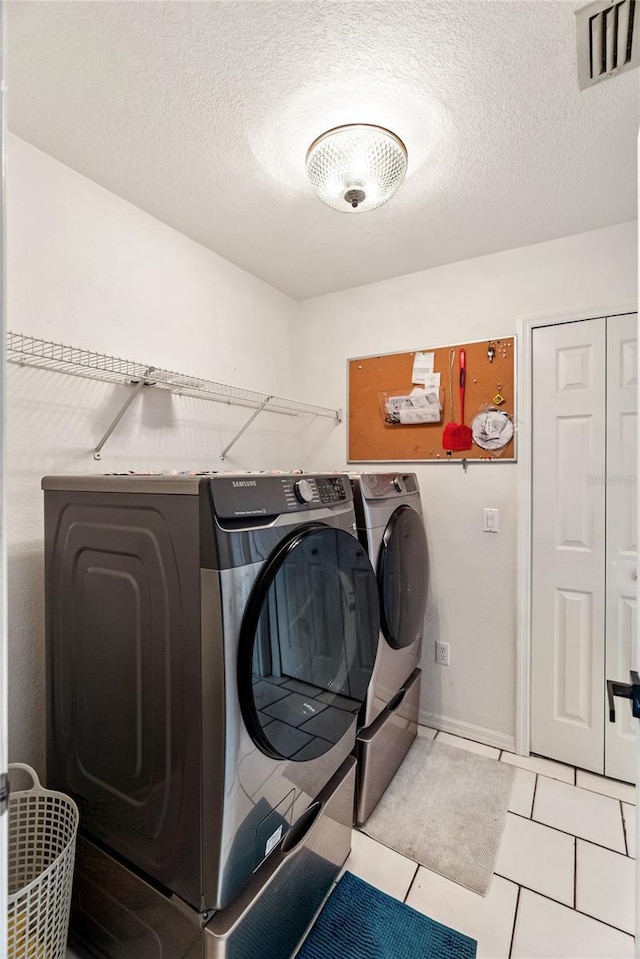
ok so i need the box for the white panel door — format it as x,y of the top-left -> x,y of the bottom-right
531,318 -> 607,772
605,313 -> 638,783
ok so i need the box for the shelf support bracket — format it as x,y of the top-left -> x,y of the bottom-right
93,369 -> 155,460
220,397 -> 272,461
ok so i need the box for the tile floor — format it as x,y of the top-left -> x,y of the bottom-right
67,727 -> 637,958
344,727 -> 637,958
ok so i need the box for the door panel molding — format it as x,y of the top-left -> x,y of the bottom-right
556,415 -> 596,551
553,588 -> 593,729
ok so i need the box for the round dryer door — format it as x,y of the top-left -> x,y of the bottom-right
238,524 -> 379,762
378,505 -> 428,650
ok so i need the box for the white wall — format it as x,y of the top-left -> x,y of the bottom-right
295,222 -> 638,748
6,135 -> 337,773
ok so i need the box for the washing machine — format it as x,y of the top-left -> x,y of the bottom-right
43,472 -> 380,957
349,472 -> 429,826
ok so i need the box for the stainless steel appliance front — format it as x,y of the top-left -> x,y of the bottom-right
350,472 -> 428,825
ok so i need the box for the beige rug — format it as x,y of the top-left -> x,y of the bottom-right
362,738 -> 514,896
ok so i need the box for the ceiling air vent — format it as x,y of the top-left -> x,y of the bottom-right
576,0 -> 639,89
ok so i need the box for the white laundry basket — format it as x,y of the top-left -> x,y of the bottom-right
7,763 -> 79,959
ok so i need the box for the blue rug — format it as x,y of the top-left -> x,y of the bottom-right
297,871 -> 477,959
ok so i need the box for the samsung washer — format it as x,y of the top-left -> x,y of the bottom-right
43,472 -> 380,957
349,472 -> 429,825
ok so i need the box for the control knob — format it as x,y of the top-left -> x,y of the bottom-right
294,478 -> 314,503
393,476 -> 405,493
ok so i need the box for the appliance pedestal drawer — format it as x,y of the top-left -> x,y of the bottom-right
70,756 -> 355,959
355,668 -> 420,826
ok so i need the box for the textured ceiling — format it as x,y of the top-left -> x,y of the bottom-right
7,1 -> 639,299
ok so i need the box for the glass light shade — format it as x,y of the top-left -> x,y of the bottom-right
306,124 -> 408,214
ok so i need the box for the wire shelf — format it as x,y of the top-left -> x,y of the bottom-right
6,332 -> 340,420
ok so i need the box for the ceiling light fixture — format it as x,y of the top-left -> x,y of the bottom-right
305,123 -> 408,214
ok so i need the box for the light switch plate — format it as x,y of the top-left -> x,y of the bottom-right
483,507 -> 499,533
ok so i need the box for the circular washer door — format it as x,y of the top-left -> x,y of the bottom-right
378,505 -> 428,650
238,524 -> 379,762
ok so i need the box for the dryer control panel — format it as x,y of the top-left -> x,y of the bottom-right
353,472 -> 419,500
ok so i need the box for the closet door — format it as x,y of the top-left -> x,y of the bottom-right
531,318 -> 606,772
605,313 -> 637,783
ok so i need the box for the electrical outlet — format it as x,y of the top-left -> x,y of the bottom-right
436,641 -> 450,666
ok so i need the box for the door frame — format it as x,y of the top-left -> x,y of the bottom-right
515,299 -> 638,756
1,2 -> 7,951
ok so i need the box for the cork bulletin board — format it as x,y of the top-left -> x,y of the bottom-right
348,337 -> 516,463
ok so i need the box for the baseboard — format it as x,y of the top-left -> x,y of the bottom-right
419,710 -> 516,753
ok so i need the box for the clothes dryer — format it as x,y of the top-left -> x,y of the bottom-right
43,473 -> 380,924
349,472 -> 428,825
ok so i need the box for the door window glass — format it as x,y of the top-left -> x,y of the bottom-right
378,506 -> 428,650
240,526 -> 379,761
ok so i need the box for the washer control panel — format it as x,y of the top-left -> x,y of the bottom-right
284,475 -> 348,509
210,473 -> 351,518
317,476 -> 348,504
